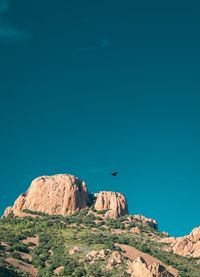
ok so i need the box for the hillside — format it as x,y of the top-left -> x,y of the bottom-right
0,174 -> 200,277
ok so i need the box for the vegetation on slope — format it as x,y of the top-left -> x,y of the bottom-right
0,211 -> 199,277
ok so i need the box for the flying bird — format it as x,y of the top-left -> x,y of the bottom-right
111,172 -> 118,176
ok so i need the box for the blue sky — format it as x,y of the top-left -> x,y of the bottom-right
0,0 -> 200,236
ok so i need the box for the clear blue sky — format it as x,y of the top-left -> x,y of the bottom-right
0,0 -> 200,236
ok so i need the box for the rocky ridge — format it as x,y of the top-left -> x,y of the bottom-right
81,249 -> 175,276
161,226 -> 200,258
127,256 -> 174,277
1,172 -> 200,277
3,174 -> 128,219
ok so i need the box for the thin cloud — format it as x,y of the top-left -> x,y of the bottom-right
69,38 -> 110,55
0,0 -> 29,41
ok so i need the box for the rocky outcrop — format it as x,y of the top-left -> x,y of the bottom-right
84,249 -> 111,263
3,174 -> 129,219
133,215 -> 158,230
83,249 -> 128,270
94,191 -> 128,218
3,174 -> 88,217
3,206 -> 13,217
105,251 -> 126,270
83,249 -> 175,276
161,226 -> 200,257
127,257 -> 175,277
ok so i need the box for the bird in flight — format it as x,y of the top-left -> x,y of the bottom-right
111,172 -> 118,176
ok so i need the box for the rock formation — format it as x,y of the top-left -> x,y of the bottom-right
2,171 -> 199,276
3,206 -> 13,217
84,249 -> 111,263
126,215 -> 158,230
3,174 -> 88,217
83,250 -> 175,276
133,215 -> 158,229
3,174 -> 128,219
106,251 -> 127,270
161,226 -> 200,258
127,257 -> 175,277
94,191 -> 128,218
83,249 -> 128,270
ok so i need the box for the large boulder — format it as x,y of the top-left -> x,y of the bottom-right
3,174 -> 89,217
94,191 -> 128,218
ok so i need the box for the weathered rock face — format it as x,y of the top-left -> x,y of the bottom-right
127,257 -> 175,277
94,191 -> 128,218
106,251 -> 126,270
128,215 -> 158,230
161,227 -> 200,257
84,249 -> 111,263
3,174 -> 129,219
3,206 -> 13,217
4,174 -> 88,217
83,249 -> 128,270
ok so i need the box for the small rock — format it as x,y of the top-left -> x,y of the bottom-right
69,246 -> 80,255
131,227 -> 141,234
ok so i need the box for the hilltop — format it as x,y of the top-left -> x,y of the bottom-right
0,174 -> 200,276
